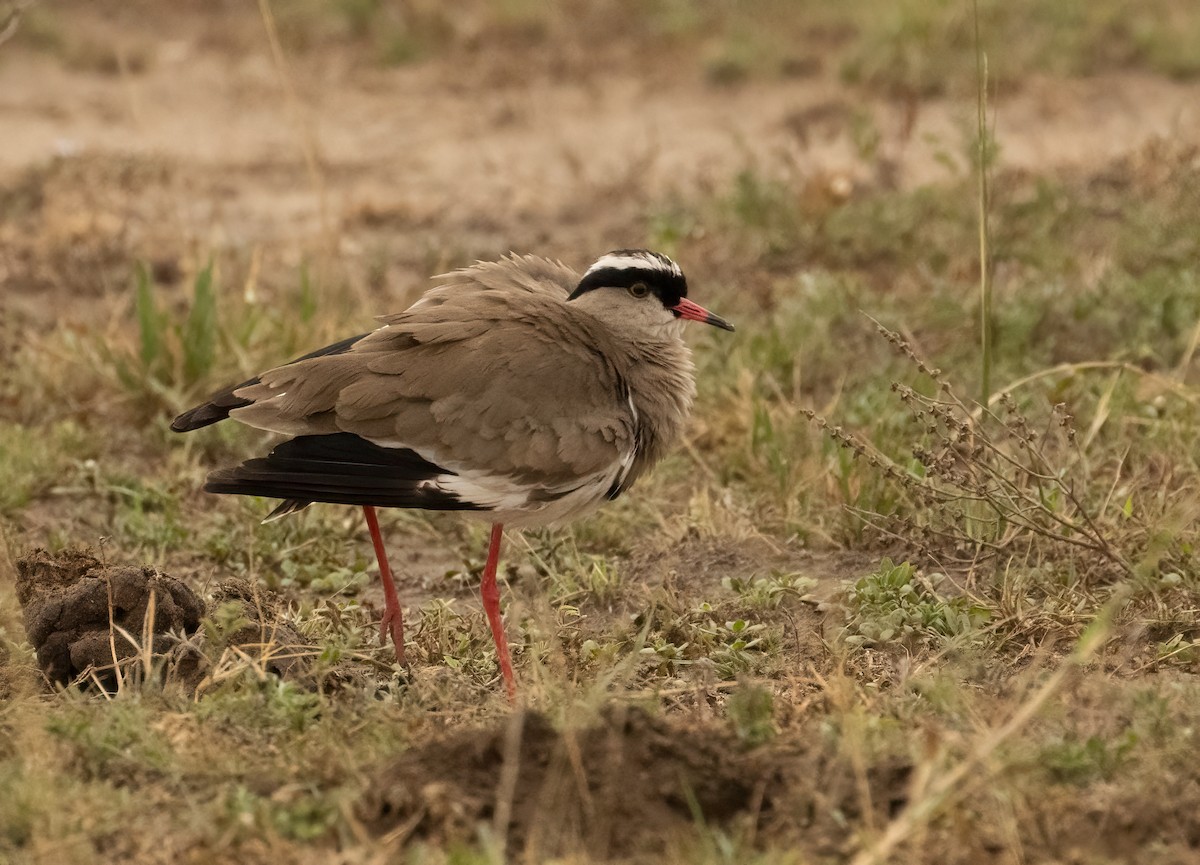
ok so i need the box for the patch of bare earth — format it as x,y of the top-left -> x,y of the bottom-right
359,705 -> 911,861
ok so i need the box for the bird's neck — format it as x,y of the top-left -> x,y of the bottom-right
621,336 -> 697,478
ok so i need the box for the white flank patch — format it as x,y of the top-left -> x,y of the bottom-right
585,251 -> 682,278
613,391 -> 639,487
418,470 -> 532,511
371,436 -> 626,527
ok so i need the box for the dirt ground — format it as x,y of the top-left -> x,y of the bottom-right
3,2 -> 1200,864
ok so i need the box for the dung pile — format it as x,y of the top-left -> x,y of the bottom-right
15,548 -> 204,686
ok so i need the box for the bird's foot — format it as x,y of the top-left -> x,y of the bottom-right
379,603 -> 406,666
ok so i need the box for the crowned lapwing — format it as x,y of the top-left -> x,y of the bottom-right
172,250 -> 734,697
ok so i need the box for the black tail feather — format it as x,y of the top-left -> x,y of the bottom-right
204,433 -> 484,513
171,379 -> 257,431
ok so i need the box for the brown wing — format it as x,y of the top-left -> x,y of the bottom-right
224,256 -> 634,486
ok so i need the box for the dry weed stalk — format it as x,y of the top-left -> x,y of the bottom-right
805,319 -> 1135,580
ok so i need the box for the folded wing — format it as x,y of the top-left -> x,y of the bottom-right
174,255 -> 636,517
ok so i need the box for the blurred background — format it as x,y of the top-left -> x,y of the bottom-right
5,0 -> 1199,324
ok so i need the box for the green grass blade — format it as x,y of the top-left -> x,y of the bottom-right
182,260 -> 218,384
134,261 -> 162,372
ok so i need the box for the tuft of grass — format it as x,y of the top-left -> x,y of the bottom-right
839,0 -> 1200,96
104,474 -> 191,556
45,699 -> 177,783
115,259 -> 222,412
0,420 -> 93,514
87,256 -> 336,430
412,598 -> 502,684
194,677 -> 323,734
220,783 -> 340,843
519,532 -> 626,607
180,261 -> 218,383
199,502 -> 371,592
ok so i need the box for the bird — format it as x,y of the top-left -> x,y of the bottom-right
171,249 -> 734,697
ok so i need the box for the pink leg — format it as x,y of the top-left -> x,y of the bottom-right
480,523 -> 516,699
363,506 -> 405,665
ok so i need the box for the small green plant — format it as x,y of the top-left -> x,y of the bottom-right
299,598 -> 377,668
645,201 -> 698,254
519,533 -> 625,606
412,599 -> 499,681
45,700 -> 176,781
99,258 -> 224,419
724,571 -> 817,609
721,169 -> 805,259
202,600 -> 256,652
104,475 -> 191,555
1155,633 -> 1200,668
841,558 -> 991,647
709,619 -> 772,678
201,504 -> 367,592
106,258 -> 330,421
195,678 -> 322,734
639,636 -> 692,677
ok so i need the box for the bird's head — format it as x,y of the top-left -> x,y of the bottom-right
567,249 -> 735,337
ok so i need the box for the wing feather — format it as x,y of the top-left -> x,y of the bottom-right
218,256 -> 633,487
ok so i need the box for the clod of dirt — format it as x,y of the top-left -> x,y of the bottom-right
15,548 -> 204,686
358,706 -> 783,859
206,578 -> 310,680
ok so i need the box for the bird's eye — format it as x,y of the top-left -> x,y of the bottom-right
628,282 -> 650,299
